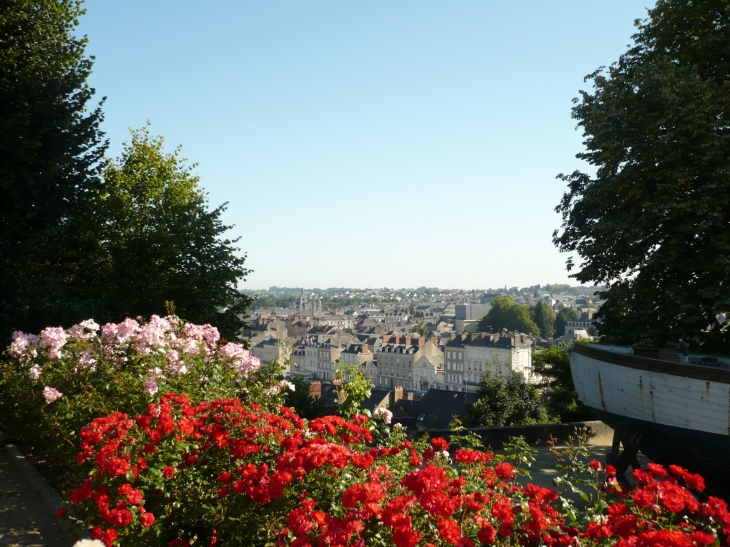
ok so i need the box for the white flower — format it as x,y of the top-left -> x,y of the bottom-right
28,364 -> 42,380
43,386 -> 63,404
73,540 -> 106,547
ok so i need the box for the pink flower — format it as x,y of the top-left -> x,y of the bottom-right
373,407 -> 393,424
9,331 -> 39,362
39,327 -> 68,360
144,380 -> 159,396
69,319 -> 99,341
43,386 -> 63,404
76,348 -> 97,372
28,364 -> 43,380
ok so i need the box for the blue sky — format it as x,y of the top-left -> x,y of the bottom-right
78,1 -> 651,290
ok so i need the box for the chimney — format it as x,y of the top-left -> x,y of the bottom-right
418,337 -> 426,348
404,336 -> 411,347
309,381 -> 321,399
394,385 -> 403,402
431,336 -> 439,346
405,391 -> 414,401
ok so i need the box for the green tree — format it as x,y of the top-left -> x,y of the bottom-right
465,369 -> 548,427
530,302 -> 556,339
554,0 -> 730,351
0,0 -> 107,339
92,127 -> 253,340
532,346 -> 591,422
554,308 -> 578,337
477,296 -> 541,336
411,324 -> 430,337
282,375 -> 325,419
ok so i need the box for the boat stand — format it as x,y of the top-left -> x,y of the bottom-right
606,423 -> 643,486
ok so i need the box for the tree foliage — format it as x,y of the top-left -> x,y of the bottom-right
411,324 -> 430,337
531,302 -> 556,339
91,127 -> 253,340
465,369 -> 548,427
477,296 -> 541,337
554,308 -> 578,337
0,0 -> 107,339
554,0 -> 730,350
532,346 -> 591,422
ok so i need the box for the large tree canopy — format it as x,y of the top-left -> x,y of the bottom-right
0,0 -> 107,338
477,296 -> 541,337
92,127 -> 253,340
554,0 -> 730,350
465,370 -> 547,427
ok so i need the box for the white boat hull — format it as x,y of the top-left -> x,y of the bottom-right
571,343 -> 730,493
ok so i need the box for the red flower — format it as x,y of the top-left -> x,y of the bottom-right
70,478 -> 94,504
392,528 -> 421,547
140,512 -> 155,527
478,523 -> 497,544
589,460 -> 602,470
607,502 -> 630,516
286,508 -> 313,537
689,531 -> 715,546
438,518 -> 462,544
162,466 -> 176,479
55,508 -> 67,518
431,437 -> 450,451
669,464 -> 689,478
495,462 -> 514,480
632,488 -> 656,509
105,457 -> 129,477
217,471 -> 234,483
683,473 -> 705,492
605,464 -> 617,477
647,463 -> 667,476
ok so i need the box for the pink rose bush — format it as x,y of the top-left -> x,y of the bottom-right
0,316 -> 275,494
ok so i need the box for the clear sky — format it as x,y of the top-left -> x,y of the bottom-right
78,1 -> 651,290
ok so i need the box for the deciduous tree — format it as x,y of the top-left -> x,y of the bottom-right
477,296 -> 541,337
465,369 -> 547,427
554,0 -> 730,350
554,308 -> 578,337
92,127 -> 253,340
532,345 -> 591,422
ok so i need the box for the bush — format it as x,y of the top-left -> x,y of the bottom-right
0,315 -> 291,493
61,395 -> 730,547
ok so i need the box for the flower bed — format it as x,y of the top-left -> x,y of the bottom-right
2,318 -> 730,546
61,392 -> 730,547
0,316 -> 290,494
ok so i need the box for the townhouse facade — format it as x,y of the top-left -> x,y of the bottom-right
375,335 -> 442,391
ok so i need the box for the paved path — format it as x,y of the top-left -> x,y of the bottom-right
0,447 -> 71,547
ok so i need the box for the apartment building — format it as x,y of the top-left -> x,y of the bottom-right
375,335 -> 442,391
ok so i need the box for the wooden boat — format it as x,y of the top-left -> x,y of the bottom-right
570,343 -> 730,494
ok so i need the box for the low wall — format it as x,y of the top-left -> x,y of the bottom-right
417,420 -> 613,449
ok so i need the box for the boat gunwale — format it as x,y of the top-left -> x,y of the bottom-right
573,343 -> 730,383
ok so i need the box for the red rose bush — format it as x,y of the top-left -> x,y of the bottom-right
62,392 -> 730,547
